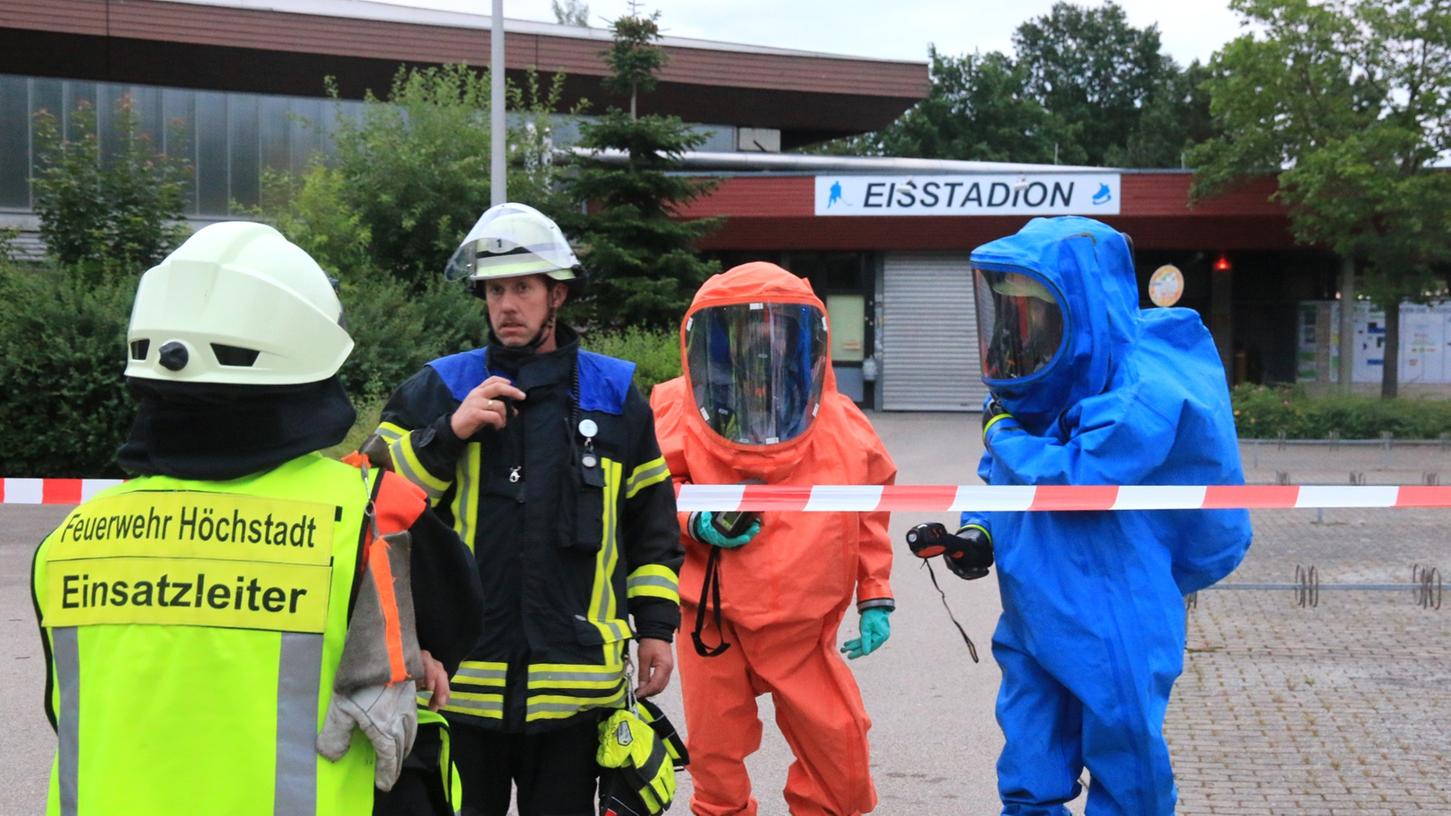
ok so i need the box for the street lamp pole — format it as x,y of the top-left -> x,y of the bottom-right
490,0 -> 505,205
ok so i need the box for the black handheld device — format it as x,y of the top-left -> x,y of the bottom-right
711,510 -> 759,539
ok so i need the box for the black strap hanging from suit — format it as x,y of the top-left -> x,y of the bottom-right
690,545 -> 730,657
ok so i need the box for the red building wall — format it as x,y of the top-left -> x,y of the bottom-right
679,173 -> 1296,252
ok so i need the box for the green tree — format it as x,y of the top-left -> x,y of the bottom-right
552,0 -> 590,26
601,12 -> 667,119
1013,1 -> 1175,166
31,96 -> 191,273
1105,59 -> 1215,168
1189,0 -> 1451,397
809,4 -> 1209,167
308,64 -> 573,287
881,48 -> 1062,162
258,163 -> 373,278
560,12 -> 720,330
252,65 -> 579,409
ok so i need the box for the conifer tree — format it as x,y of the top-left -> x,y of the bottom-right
562,11 -> 720,330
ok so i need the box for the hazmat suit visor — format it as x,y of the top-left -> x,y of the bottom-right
973,267 -> 1065,381
685,302 -> 829,446
444,204 -> 580,282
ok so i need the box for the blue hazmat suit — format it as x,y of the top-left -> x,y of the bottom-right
960,217 -> 1253,815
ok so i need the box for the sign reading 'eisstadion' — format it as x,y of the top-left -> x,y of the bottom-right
814,174 -> 1122,216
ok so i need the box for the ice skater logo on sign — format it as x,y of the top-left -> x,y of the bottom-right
814,174 -> 1121,216
827,180 -> 846,208
827,181 -> 841,207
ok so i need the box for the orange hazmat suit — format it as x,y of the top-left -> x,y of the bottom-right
651,262 -> 896,816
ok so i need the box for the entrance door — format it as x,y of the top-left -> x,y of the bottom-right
827,293 -> 866,402
881,252 -> 987,411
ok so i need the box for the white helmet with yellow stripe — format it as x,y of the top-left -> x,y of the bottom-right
445,202 -> 581,285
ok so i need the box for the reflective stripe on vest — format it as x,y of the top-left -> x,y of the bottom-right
274,632 -> 324,815
525,659 -> 628,722
587,459 -> 626,656
53,627 -> 78,816
37,454 -> 378,816
441,659 -> 505,720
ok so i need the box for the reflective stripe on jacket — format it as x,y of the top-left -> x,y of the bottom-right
372,336 -> 683,732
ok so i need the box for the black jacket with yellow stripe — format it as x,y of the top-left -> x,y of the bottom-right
370,328 -> 682,733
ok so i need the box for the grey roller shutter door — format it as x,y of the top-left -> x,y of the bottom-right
881,252 -> 989,411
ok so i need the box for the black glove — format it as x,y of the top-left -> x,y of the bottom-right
981,398 -> 1012,438
905,522 -> 994,581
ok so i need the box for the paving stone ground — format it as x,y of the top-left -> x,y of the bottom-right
1170,505 -> 1451,816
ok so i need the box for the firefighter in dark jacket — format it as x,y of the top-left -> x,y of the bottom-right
366,203 -> 684,816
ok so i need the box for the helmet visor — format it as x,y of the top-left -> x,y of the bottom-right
973,268 -> 1064,381
444,203 -> 580,281
686,303 -> 828,445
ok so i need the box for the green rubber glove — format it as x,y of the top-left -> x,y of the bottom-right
692,511 -> 762,549
841,608 -> 892,660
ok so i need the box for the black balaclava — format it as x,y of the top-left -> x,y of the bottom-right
117,375 -> 356,481
487,322 -> 581,375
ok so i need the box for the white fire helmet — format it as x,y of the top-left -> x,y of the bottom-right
445,202 -> 581,284
125,221 -> 353,385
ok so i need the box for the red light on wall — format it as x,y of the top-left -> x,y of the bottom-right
1213,254 -> 1232,272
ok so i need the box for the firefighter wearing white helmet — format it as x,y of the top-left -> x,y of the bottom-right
33,221 -> 483,816
444,202 -> 584,352
125,220 -> 353,385
368,204 -> 684,816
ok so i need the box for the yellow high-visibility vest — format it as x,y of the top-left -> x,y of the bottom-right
33,453 -> 379,816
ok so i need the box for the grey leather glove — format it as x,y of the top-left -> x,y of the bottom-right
316,680 -> 418,791
316,523 -> 425,791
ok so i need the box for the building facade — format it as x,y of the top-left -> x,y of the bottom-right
673,160 -> 1358,407
5,0 -> 1437,406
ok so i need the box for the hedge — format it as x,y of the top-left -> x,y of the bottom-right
0,262 -> 686,475
336,276 -> 490,403
583,326 -> 681,395
0,265 -> 138,477
1232,384 -> 1451,440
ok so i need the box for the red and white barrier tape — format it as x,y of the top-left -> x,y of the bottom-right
4,478 -> 1451,511
673,484 -> 1451,512
0,479 -> 125,505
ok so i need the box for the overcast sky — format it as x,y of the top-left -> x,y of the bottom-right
373,0 -> 1248,66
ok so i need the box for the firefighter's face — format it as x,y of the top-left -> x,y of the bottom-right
485,275 -> 567,347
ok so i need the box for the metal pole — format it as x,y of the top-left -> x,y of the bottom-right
490,0 -> 506,206
1337,254 -> 1355,393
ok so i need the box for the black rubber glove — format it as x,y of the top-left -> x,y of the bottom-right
982,398 -> 1013,439
905,522 -> 994,580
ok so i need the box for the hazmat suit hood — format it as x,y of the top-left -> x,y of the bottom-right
970,216 -> 1141,436
651,263 -> 897,631
678,262 -> 834,481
